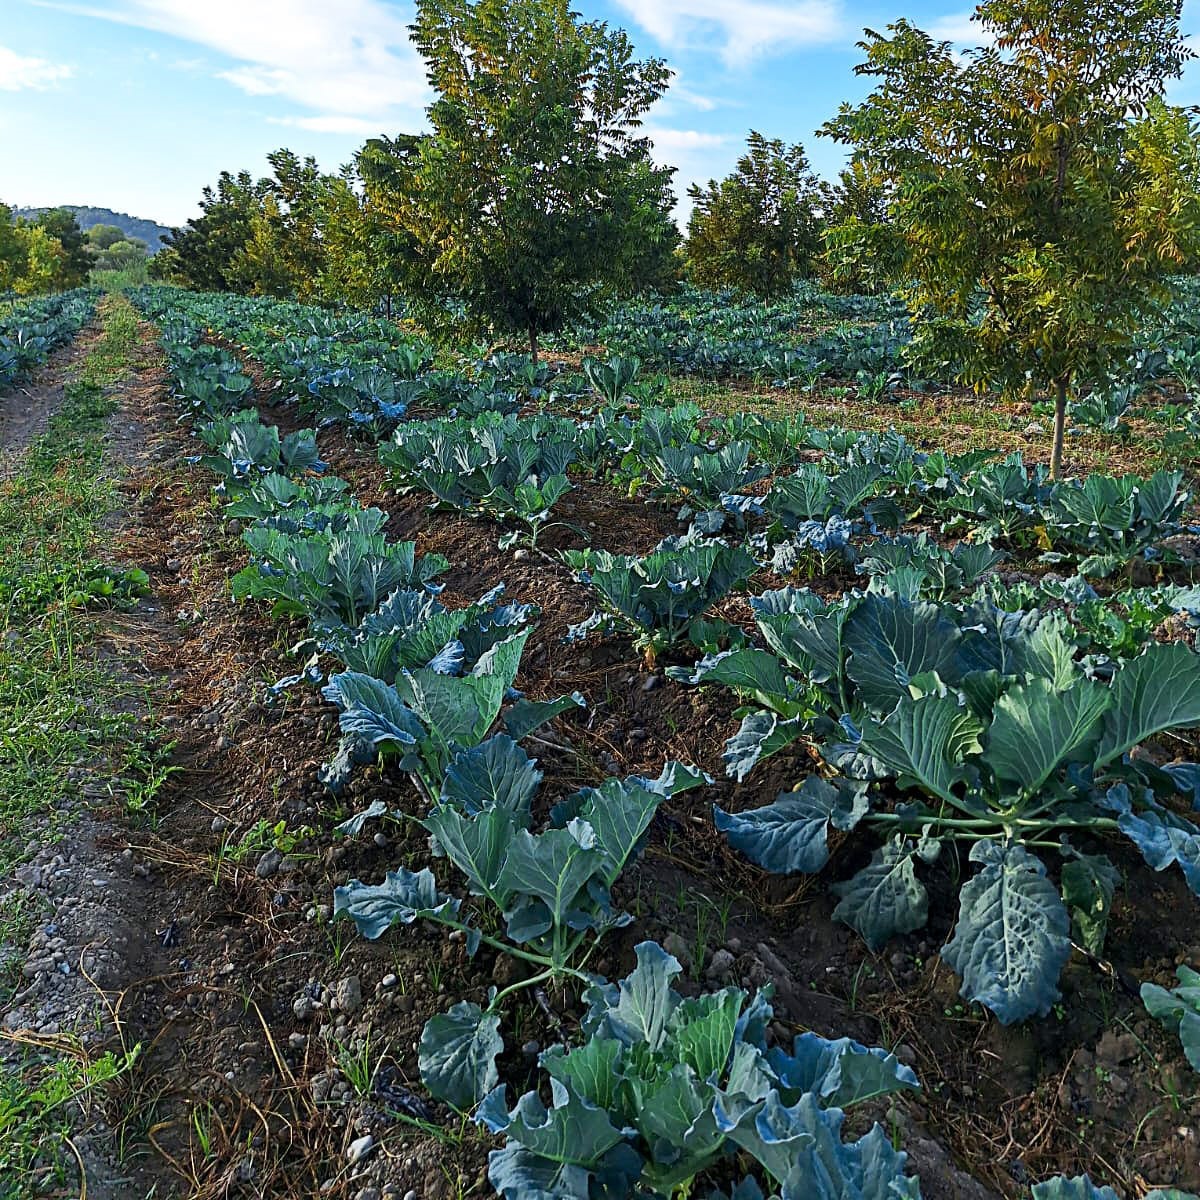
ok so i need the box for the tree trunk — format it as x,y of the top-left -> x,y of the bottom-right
1050,377 -> 1069,481
529,326 -> 539,364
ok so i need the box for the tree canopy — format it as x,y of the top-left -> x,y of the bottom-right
823,0 -> 1200,476
370,0 -> 680,356
685,131 -> 828,297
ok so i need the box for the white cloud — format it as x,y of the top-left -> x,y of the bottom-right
39,1 -> 427,117
643,126 -> 730,152
926,11 -> 996,48
0,45 -> 73,91
269,114 -> 384,135
614,0 -> 843,65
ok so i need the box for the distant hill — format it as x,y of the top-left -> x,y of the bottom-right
14,206 -> 173,254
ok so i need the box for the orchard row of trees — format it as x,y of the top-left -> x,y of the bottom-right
154,0 -> 1200,474
0,206 -> 153,294
154,129 -> 875,314
0,206 -> 94,295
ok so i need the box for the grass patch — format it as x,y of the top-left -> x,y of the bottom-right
0,1039 -> 139,1199
0,294 -> 165,1198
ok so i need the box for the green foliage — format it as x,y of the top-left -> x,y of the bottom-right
823,0 -> 1200,476
693,583 -> 1200,1024
337,756 -> 705,1110
476,941 -> 920,1199
372,0 -> 679,354
564,533 -> 757,657
231,521 -> 449,629
686,131 -> 828,298
0,204 -> 94,294
1142,966 -> 1200,1072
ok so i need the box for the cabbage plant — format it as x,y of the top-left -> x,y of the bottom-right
335,740 -> 707,1111
477,941 -> 921,1199
231,519 -> 448,630
683,587 -> 1200,1022
564,533 -> 756,660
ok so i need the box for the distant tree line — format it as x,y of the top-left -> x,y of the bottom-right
0,205 -> 156,294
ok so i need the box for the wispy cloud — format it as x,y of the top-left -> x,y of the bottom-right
926,11 -> 990,45
268,114 -> 384,135
0,44 -> 73,91
38,1 -> 427,117
614,0 -> 843,66
644,126 -> 731,153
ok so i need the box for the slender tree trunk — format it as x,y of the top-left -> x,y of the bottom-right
1050,376 -> 1069,481
529,325 -> 539,364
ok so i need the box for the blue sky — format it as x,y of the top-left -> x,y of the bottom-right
4,0 -> 1200,229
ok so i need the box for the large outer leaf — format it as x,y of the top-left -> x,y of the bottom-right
715,776 -> 869,875
1141,965 -> 1200,1071
984,677 -> 1110,794
322,671 -> 425,748
504,692 -> 586,740
332,866 -> 459,939
1105,791 -> 1200,895
578,778 -> 665,884
423,805 -> 516,907
1097,641 -> 1200,766
757,604 -> 850,687
768,1033 -> 920,1109
419,1001 -> 502,1110
844,594 -> 960,712
441,735 -> 542,818
496,823 -> 604,936
668,647 -> 797,708
721,1093 -> 920,1200
832,837 -> 930,951
857,692 -> 983,805
480,1078 -> 628,1170
401,668 -> 507,749
484,1145 -> 598,1200
941,842 -> 1071,1024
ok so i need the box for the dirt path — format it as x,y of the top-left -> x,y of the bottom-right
0,332 -> 100,476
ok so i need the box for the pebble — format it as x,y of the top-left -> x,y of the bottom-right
334,975 -> 362,1014
346,1134 -> 374,1164
706,949 -> 736,980
381,973 -> 398,989
255,849 -> 283,879
293,994 -> 317,1021
662,932 -> 692,969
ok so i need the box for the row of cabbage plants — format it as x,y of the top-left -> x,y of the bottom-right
132,286 -> 1183,1199
0,288 -> 97,393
